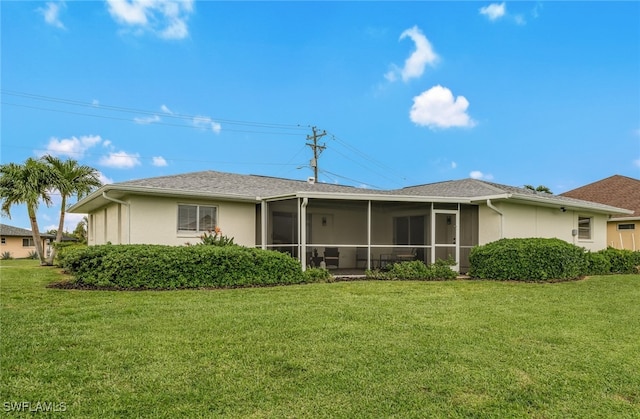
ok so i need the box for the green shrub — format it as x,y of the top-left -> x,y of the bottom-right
27,250 -> 39,260
469,238 -> 587,281
1,251 -> 13,260
304,267 -> 333,283
57,244 -> 307,289
594,247 -> 640,274
365,259 -> 457,281
584,251 -> 612,276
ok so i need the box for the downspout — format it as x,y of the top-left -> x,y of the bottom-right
300,197 -> 308,271
102,191 -> 131,244
486,199 -> 503,239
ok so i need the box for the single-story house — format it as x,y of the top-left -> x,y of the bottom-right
561,175 -> 640,251
69,170 -> 632,273
0,224 -> 54,259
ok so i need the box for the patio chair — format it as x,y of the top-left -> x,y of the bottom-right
394,248 -> 417,262
324,247 -> 340,269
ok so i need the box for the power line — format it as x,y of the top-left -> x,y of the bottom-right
2,89 -> 412,188
1,101 -> 306,137
1,89 -> 308,131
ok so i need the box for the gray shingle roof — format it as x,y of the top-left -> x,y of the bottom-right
391,178 -> 507,197
0,224 -> 54,238
71,170 -> 632,215
117,170 -> 388,198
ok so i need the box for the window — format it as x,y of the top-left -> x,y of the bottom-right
617,223 -> 635,231
1,237 -> 5,245
578,217 -> 592,240
178,204 -> 217,232
22,238 -> 35,247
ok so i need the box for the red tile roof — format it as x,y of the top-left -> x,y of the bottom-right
561,175 -> 640,217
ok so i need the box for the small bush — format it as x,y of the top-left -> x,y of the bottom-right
469,238 -> 587,281
57,244 -> 307,289
304,267 -> 333,283
1,251 -> 13,260
197,227 -> 236,247
365,259 -> 457,281
595,247 -> 640,274
27,250 -> 39,260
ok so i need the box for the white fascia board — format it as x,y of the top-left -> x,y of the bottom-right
69,185 -> 258,213
264,190 -> 476,203
609,216 -> 640,221
508,194 -> 633,215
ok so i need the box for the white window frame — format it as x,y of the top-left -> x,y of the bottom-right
177,204 -> 218,233
578,216 -> 592,241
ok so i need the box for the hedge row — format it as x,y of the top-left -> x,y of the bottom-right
57,244 -> 306,289
469,238 -> 640,281
366,259 -> 458,281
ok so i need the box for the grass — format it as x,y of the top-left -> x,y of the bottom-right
1,259 -> 639,418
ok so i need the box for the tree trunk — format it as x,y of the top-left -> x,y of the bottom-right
27,205 -> 49,266
47,195 -> 67,265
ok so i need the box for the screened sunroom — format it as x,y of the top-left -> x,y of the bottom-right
256,194 -> 479,273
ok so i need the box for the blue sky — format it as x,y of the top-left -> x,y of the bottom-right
2,1 -> 639,231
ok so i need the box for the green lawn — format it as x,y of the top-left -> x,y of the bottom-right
1,259 -> 639,418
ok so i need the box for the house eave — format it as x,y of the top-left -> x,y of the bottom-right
507,194 -> 633,215
263,190 -> 480,203
609,216 -> 640,222
69,184 -> 259,213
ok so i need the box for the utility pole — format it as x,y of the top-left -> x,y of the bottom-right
306,126 -> 326,183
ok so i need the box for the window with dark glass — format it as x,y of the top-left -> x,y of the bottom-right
178,205 -> 217,232
578,217 -> 591,240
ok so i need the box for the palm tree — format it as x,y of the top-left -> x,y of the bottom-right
0,158 -> 53,265
73,216 -> 89,244
524,184 -> 553,194
43,155 -> 102,263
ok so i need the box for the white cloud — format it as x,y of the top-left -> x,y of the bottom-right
386,25 -> 439,83
161,104 -> 173,114
193,115 -> 222,134
99,151 -> 141,169
62,213 -> 87,232
480,3 -> 506,21
451,161 -> 458,169
92,99 -> 100,107
410,85 -> 476,129
38,1 -> 66,29
152,156 -> 168,167
43,135 -> 103,158
98,171 -> 114,185
470,171 -> 494,180
133,114 -> 161,124
106,0 -> 194,40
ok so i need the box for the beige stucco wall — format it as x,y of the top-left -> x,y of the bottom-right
607,220 -> 639,251
479,201 -> 609,251
89,195 -> 256,247
0,236 -> 49,259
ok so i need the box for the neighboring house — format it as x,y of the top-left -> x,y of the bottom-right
69,170 -> 632,273
0,224 -> 54,259
561,175 -> 640,250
